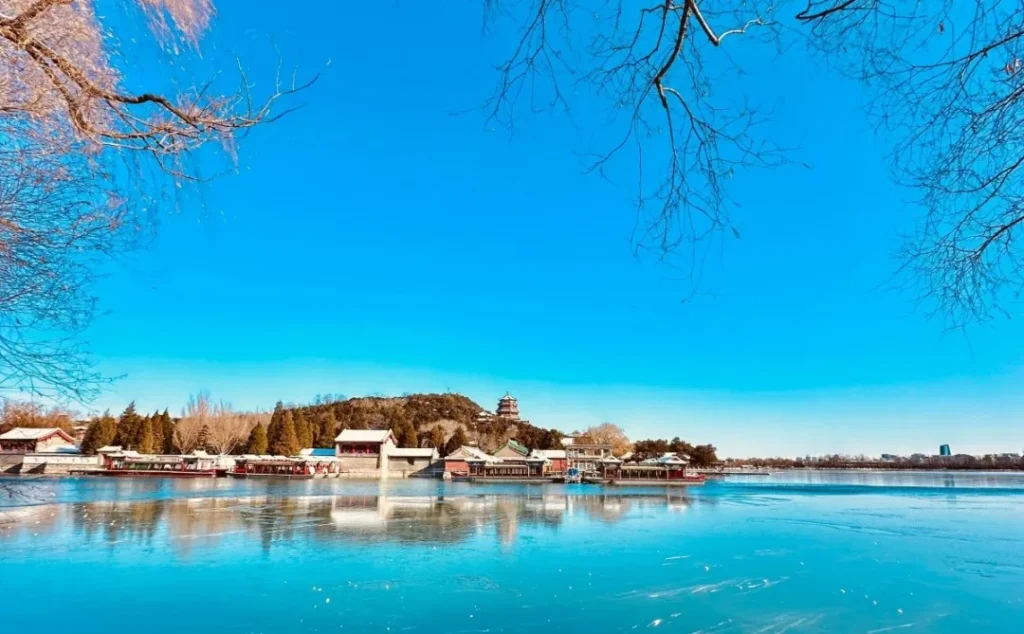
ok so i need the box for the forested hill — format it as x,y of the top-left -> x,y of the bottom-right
288,393 -> 563,452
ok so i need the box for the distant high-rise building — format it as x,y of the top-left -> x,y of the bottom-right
939,444 -> 951,457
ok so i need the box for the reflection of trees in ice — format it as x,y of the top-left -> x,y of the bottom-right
1,490 -> 699,554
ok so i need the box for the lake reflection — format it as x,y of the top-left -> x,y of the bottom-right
1,490 -> 700,554
2,475 -> 1022,634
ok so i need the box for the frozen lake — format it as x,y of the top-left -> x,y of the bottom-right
1,472 -> 1022,633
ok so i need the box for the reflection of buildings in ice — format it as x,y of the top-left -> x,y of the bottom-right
3,489 -> 701,555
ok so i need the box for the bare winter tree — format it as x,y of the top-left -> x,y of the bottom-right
795,0 -> 1024,326
483,0 -> 785,293
175,390 -> 263,454
174,390 -> 212,453
0,0 -> 312,400
204,406 -> 253,455
489,1 -> 1024,324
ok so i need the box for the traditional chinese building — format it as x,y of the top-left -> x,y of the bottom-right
495,393 -> 521,420
334,429 -> 397,476
530,449 -> 567,474
444,444 -> 546,479
565,441 -> 615,473
388,447 -> 440,477
443,445 -> 497,475
0,428 -> 76,454
493,438 -> 530,459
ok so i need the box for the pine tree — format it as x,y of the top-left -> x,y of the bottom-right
150,410 -> 164,454
115,402 -> 142,449
444,426 -> 468,456
294,410 -> 313,450
315,412 -> 337,448
80,411 -> 118,455
403,421 -> 419,448
245,423 -> 269,454
429,426 -> 446,452
269,411 -> 299,456
197,425 -> 209,452
138,418 -> 155,454
160,409 -> 175,453
266,401 -> 285,451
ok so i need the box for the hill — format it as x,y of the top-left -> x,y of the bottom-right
288,393 -> 563,452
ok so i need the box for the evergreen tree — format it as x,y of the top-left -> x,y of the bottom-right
269,411 -> 299,456
137,418 -> 155,454
80,411 -> 118,455
266,401 -> 285,451
404,422 -> 419,448
347,416 -> 368,430
160,409 -> 176,454
114,402 -> 142,449
197,425 -> 210,452
245,423 -> 269,454
294,410 -> 313,450
315,412 -> 337,448
150,410 -> 164,454
444,426 -> 468,456
429,426 -> 446,452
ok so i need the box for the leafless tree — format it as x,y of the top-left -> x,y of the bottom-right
580,422 -> 632,456
0,398 -> 75,433
204,407 -> 252,455
483,0 -> 785,293
174,390 -> 211,452
0,0 -> 313,400
489,1 -> 1024,324
175,390 -> 263,454
795,0 -> 1024,327
0,135 -> 132,401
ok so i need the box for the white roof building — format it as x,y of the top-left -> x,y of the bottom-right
0,427 -> 73,441
334,429 -> 397,444
640,453 -> 690,466
530,449 -> 566,460
445,445 -> 500,463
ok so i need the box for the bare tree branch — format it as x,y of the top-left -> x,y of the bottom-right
483,0 -> 783,295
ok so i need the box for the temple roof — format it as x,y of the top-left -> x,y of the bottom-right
334,429 -> 396,444
0,427 -> 75,443
499,438 -> 529,457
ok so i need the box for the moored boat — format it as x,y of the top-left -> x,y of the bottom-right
97,451 -> 218,478
230,455 -> 342,479
599,454 -> 706,486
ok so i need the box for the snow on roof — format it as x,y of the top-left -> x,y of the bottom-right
445,445 -> 498,462
0,427 -> 74,442
97,445 -> 122,453
389,447 -> 438,459
530,449 -> 566,460
640,454 -> 690,466
334,429 -> 395,443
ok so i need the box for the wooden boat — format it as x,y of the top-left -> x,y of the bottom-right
599,462 -> 707,486
98,453 -> 218,478
229,455 -> 342,479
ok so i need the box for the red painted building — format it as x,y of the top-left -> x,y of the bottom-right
530,449 -> 567,474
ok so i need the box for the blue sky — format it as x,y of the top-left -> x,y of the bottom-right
81,1 -> 1024,458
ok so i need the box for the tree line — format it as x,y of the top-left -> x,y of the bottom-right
631,438 -> 720,467
64,393 -> 720,464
